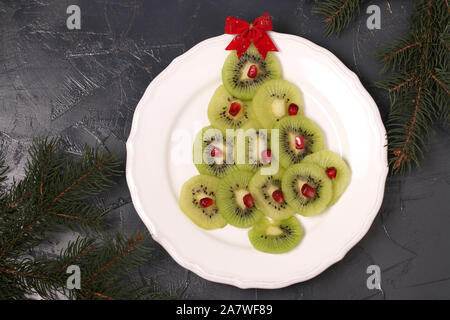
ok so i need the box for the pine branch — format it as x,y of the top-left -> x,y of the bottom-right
431,73 -> 449,96
375,0 -> 449,174
379,40 -> 421,71
0,259 -> 64,299
389,76 -> 415,93
54,237 -> 95,277
1,193 -> 30,214
69,232 -> 159,300
83,235 -> 143,286
51,156 -> 111,205
0,139 -> 168,300
312,0 -> 365,37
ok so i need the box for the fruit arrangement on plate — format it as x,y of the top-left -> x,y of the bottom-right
179,19 -> 351,255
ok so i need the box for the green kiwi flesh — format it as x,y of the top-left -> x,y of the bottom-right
222,45 -> 281,100
274,116 -> 325,168
193,126 -> 236,178
302,150 -> 351,205
207,85 -> 255,131
249,167 -> 296,220
216,170 -> 263,228
248,216 -> 304,254
251,79 -> 304,128
179,175 -> 227,229
282,163 -> 332,216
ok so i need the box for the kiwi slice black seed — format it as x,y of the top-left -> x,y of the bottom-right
179,175 -> 227,230
222,44 -> 281,100
248,216 -> 304,254
282,163 -> 332,216
274,116 -> 325,168
216,170 -> 263,228
248,167 -> 296,220
193,126 -> 236,177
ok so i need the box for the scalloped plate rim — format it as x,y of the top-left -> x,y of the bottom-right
126,32 -> 388,289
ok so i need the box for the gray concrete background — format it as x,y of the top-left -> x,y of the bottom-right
0,0 -> 449,299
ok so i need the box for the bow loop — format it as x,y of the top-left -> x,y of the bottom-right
225,14 -> 278,59
253,14 -> 273,31
225,16 -> 250,34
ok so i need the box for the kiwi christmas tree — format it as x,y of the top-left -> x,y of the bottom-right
180,14 -> 351,254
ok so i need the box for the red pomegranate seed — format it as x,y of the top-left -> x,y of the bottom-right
272,190 -> 284,203
301,184 -> 315,198
228,102 -> 242,117
247,65 -> 258,78
199,197 -> 213,208
288,103 -> 299,116
243,194 -> 254,208
326,167 -> 337,179
210,146 -> 223,157
295,135 -> 305,149
261,149 -> 272,164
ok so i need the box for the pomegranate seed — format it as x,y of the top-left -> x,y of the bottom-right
199,197 -> 213,208
272,190 -> 284,203
301,184 -> 315,198
326,167 -> 337,179
210,146 -> 223,157
288,103 -> 299,116
243,194 -> 254,208
247,65 -> 258,78
295,135 -> 305,149
228,102 -> 242,117
261,149 -> 272,164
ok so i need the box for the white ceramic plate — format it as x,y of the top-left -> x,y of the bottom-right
126,32 -> 388,289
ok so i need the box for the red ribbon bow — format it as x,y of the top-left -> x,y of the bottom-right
225,14 -> 278,59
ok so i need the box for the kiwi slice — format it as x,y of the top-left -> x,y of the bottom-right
282,163 -> 332,216
251,79 -> 304,128
222,44 -> 281,100
179,175 -> 227,230
245,102 -> 263,130
302,150 -> 351,205
274,116 -> 325,168
193,126 -> 236,177
248,217 -> 304,254
216,170 -> 264,228
234,129 -> 272,172
207,85 -> 257,131
249,168 -> 296,220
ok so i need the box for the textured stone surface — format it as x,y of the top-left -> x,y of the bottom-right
0,0 -> 449,299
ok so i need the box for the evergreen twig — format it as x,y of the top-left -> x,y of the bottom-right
312,0 -> 366,37
313,0 -> 449,174
375,1 -> 449,174
0,138 -> 167,300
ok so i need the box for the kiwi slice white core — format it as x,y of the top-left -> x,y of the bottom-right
194,192 -> 209,202
209,141 -> 225,164
271,99 -> 286,118
288,133 -> 305,155
240,62 -> 258,81
266,184 -> 279,197
266,225 -> 283,236
296,179 -> 308,196
234,189 -> 249,209
248,135 -> 266,164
